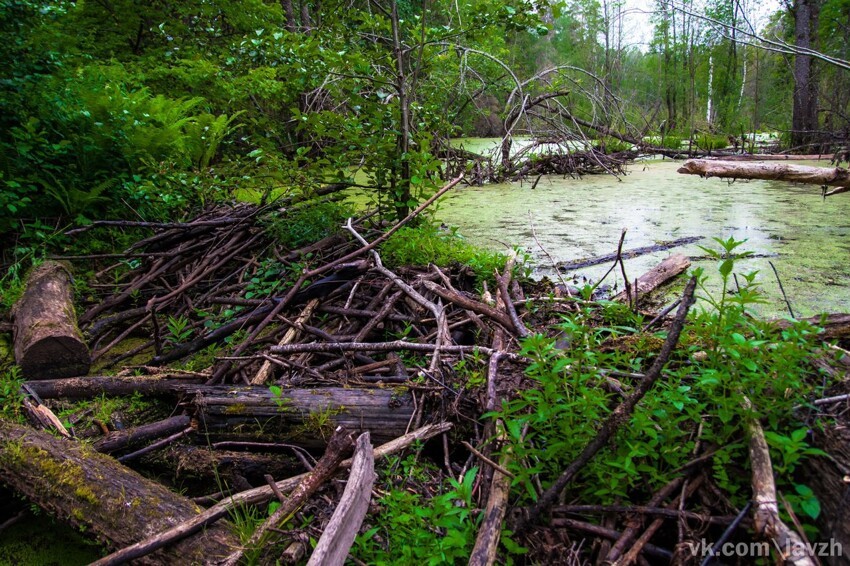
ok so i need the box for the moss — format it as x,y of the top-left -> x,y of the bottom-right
224,403 -> 247,415
0,513 -> 102,565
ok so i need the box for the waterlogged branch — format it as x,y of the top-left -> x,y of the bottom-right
513,276 -> 697,533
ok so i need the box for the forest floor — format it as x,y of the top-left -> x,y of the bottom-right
0,197 -> 849,565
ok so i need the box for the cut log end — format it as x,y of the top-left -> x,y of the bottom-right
13,261 -> 90,379
19,336 -> 91,379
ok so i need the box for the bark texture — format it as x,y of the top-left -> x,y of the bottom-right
0,419 -> 237,564
12,261 -> 90,379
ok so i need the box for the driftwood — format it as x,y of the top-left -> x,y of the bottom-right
12,261 -> 90,379
613,254 -> 691,303
0,419 -> 238,565
192,385 -> 414,446
678,159 -> 850,196
306,432 -> 375,566
91,422 -> 450,566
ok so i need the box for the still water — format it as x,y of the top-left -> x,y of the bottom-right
436,151 -> 850,318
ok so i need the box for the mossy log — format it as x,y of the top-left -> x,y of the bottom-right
0,419 -> 238,564
12,261 -> 90,379
192,386 -> 413,447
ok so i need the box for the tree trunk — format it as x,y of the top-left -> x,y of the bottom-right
678,159 -> 850,189
0,419 -> 238,564
792,0 -> 820,148
12,261 -> 90,379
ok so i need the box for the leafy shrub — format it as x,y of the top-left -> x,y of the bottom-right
380,222 -> 507,284
264,201 -> 354,249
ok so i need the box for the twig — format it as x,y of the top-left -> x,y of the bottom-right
461,440 -> 515,479
769,260 -> 796,319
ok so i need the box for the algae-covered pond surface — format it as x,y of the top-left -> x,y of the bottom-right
435,157 -> 850,318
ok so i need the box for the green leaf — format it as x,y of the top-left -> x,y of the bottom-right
719,259 -> 734,278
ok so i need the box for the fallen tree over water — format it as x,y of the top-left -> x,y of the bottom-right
678,159 -> 850,196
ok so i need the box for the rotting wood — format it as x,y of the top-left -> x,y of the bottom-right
677,159 -> 850,194
89,422 -> 450,566
613,254 -> 691,304
468,421 -> 513,566
306,432 -> 375,566
12,261 -> 90,379
192,385 -> 414,446
0,419 -> 238,565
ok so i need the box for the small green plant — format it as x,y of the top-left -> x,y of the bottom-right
0,366 -> 25,422
352,467 -> 489,565
166,315 -> 193,343
268,385 -> 291,412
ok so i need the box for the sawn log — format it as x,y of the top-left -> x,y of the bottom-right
12,261 -> 90,379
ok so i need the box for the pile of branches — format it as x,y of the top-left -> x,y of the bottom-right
2,180 -> 847,564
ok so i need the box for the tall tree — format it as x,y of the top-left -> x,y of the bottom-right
791,0 -> 821,147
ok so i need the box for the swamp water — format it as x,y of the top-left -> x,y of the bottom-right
434,155 -> 850,318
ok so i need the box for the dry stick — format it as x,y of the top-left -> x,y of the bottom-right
588,228 -> 628,297
613,476 -> 703,566
604,476 -> 688,562
551,504 -> 738,526
269,339 -> 516,359
744,397 -> 816,566
421,280 -> 515,331
616,230 -> 634,309
306,433 -> 375,566
549,517 -> 673,561
89,422 -> 451,566
343,219 -> 449,372
515,276 -> 697,534
495,274 -> 530,338
768,260 -> 796,319
218,426 -> 355,566
527,211 -> 570,293
461,440 -> 515,480
468,421 -> 514,566
251,298 -> 320,385
354,290 -> 405,342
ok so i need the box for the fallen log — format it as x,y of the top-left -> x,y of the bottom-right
0,419 -> 238,564
91,422 -> 451,566
93,415 -> 192,454
192,385 -> 414,446
774,313 -> 850,344
557,237 -> 702,271
613,254 -> 691,303
677,159 -> 850,195
24,376 -> 205,399
12,261 -> 90,379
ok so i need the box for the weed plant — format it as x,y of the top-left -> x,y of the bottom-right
496,236 -> 830,541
